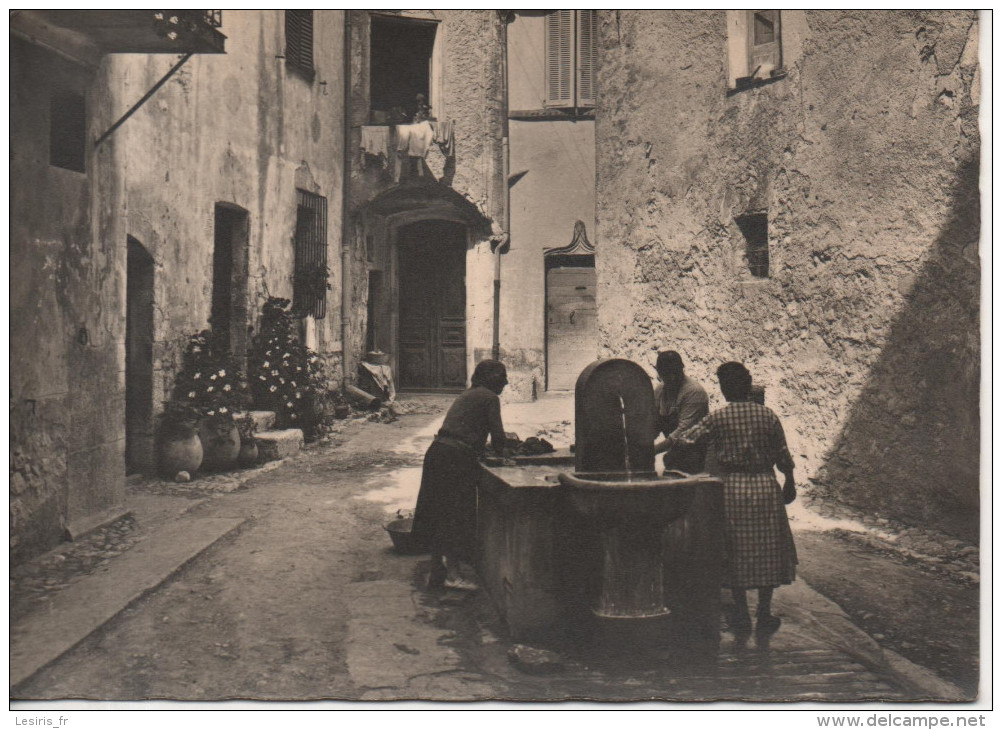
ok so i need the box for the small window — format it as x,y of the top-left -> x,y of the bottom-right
545,9 -> 596,109
285,10 -> 315,80
736,213 -> 769,279
369,16 -> 437,125
727,10 -> 783,90
50,91 -> 86,172
293,190 -> 328,319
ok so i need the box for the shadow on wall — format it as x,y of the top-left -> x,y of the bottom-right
814,153 -> 981,542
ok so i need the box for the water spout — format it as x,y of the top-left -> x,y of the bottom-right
618,395 -> 631,476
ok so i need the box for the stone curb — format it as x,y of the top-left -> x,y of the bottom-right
10,516 -> 247,691
778,579 -> 968,701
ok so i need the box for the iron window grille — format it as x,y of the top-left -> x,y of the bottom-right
285,10 -> 315,80
293,190 -> 329,319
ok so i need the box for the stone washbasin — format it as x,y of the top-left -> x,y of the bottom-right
558,470 -> 719,620
557,470 -> 700,526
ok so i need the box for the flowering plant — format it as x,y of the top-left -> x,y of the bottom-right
248,297 -> 335,439
168,330 -> 249,435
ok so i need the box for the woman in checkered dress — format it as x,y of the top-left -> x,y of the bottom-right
669,361 -> 797,635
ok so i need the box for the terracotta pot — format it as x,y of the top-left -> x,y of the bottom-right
159,430 -> 203,478
238,440 -> 259,467
198,419 -> 241,472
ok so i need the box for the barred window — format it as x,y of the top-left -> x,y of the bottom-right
293,190 -> 328,319
285,10 -> 315,80
545,10 -> 596,109
736,213 -> 769,279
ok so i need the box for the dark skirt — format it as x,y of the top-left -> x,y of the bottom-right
411,440 -> 479,564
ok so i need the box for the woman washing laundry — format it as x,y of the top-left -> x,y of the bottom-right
411,360 -> 510,591
667,361 -> 797,635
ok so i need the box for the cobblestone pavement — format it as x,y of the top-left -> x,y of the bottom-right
9,394 -> 978,703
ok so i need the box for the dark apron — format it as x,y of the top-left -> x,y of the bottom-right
411,436 -> 479,563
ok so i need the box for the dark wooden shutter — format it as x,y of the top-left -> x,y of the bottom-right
545,10 -> 573,107
285,10 -> 315,79
576,10 -> 596,107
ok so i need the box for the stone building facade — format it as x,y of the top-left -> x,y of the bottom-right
342,10 -> 600,401
10,10 -> 346,563
593,10 -> 980,540
10,10 -> 982,563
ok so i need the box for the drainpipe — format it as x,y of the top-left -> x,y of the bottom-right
492,12 -> 510,362
340,12 -> 353,389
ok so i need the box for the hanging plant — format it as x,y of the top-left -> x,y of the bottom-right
293,263 -> 332,318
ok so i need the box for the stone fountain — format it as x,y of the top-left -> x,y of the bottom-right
475,359 -> 725,653
558,359 -> 722,620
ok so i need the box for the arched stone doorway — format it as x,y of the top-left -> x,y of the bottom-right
355,180 -> 491,392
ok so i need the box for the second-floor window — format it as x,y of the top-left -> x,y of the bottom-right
285,10 -> 315,80
544,9 -> 596,109
369,15 -> 437,125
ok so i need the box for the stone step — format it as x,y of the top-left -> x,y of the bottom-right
236,410 -> 276,431
256,429 -> 304,462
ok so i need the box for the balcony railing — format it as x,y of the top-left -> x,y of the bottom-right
12,10 -> 227,56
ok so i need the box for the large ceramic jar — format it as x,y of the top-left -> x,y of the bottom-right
198,418 -> 241,472
159,427 -> 203,477
238,439 -> 259,467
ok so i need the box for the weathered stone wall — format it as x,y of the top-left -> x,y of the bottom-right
11,11 -> 347,563
10,38 -> 128,563
344,11 -> 508,395
595,10 -> 980,539
106,10 -> 345,417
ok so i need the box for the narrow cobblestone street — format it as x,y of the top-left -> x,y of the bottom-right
10,395 -> 977,704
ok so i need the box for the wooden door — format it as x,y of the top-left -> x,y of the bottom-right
546,264 -> 598,391
126,238 -> 155,474
398,222 -> 467,389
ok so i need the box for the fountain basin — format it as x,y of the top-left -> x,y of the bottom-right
557,470 -> 722,620
557,471 -> 708,526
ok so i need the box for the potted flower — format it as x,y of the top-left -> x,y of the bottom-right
236,413 -> 259,467
157,400 -> 203,478
170,331 -> 249,472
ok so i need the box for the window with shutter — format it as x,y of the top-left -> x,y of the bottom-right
285,10 -> 315,80
545,10 -> 573,107
545,10 -> 597,109
727,10 -> 784,90
576,10 -> 596,107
